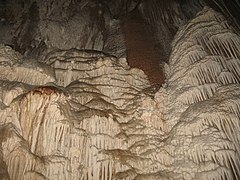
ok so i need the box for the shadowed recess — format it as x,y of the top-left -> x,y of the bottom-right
122,10 -> 165,86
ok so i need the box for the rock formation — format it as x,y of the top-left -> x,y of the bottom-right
0,0 -> 240,179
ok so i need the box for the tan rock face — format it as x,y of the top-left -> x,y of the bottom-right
0,44 -> 55,86
0,7 -> 240,180
0,45 -> 166,179
161,7 -> 240,179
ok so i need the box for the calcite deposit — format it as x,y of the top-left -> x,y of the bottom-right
0,1 -> 240,179
0,44 -> 163,179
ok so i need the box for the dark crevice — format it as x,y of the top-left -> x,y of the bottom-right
122,9 -> 165,86
12,1 -> 40,54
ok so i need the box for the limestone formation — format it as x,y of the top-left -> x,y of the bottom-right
0,1 -> 240,180
0,45 -> 163,179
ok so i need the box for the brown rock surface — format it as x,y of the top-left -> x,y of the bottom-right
122,10 -> 165,86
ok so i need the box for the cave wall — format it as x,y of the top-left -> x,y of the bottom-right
0,0 -> 240,180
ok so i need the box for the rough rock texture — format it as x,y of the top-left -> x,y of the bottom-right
0,45 -> 164,179
38,1 -> 105,51
0,3 -> 240,180
100,0 -> 141,19
0,44 -> 55,85
3,0 -> 126,59
138,0 -> 186,63
161,7 -> 240,179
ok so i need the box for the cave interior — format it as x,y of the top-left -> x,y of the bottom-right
0,0 -> 240,179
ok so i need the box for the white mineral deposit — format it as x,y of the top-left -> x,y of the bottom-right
0,0 -> 239,179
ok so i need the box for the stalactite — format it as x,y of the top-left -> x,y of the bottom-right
0,44 -> 168,179
162,7 -> 240,179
